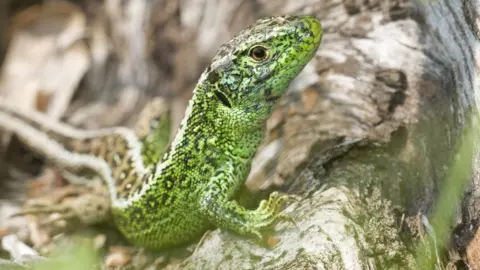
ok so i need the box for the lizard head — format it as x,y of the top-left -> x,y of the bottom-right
200,15 -> 322,129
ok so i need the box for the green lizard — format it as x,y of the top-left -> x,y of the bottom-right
0,15 -> 322,249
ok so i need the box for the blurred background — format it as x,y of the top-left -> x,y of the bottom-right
0,0 -> 262,128
0,0 -> 347,193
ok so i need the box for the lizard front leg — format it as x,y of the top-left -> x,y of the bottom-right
198,163 -> 294,240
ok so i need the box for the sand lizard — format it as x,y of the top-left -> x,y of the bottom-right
0,15 -> 322,249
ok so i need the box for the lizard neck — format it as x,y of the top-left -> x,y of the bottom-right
151,77 -> 268,184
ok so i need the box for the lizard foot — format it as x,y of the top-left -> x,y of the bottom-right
245,191 -> 299,240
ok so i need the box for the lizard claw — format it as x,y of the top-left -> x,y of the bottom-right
276,213 -> 298,228
243,191 -> 299,237
266,191 -> 299,214
251,230 -> 263,241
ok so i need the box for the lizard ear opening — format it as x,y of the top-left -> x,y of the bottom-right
214,90 -> 232,108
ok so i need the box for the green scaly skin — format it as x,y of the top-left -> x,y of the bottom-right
0,15 -> 322,249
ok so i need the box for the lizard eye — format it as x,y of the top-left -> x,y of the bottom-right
249,46 -> 269,61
